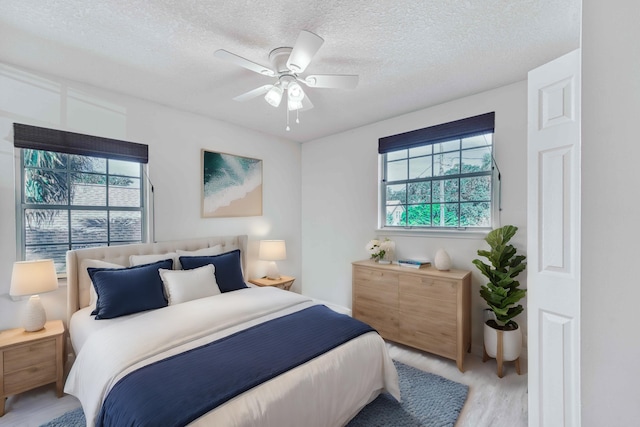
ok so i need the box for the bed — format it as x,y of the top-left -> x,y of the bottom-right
64,235 -> 399,427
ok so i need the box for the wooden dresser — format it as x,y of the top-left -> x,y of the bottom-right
352,259 -> 471,372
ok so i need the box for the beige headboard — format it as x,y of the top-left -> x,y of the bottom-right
66,235 -> 248,324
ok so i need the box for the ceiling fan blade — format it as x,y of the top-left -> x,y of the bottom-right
214,49 -> 275,77
232,85 -> 273,102
286,30 -> 324,73
304,74 -> 359,90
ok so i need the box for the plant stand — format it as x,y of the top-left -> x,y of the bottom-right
483,329 -> 521,378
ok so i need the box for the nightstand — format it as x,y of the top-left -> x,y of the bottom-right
0,319 -> 65,416
249,275 -> 295,291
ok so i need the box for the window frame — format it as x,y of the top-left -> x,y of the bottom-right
13,123 -> 150,275
377,113 -> 498,234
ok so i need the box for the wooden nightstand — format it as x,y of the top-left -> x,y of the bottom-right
0,320 -> 65,416
249,275 -> 295,291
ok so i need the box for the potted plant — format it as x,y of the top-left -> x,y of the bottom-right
472,225 -> 526,376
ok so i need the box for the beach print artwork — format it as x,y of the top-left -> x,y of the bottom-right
202,150 -> 262,217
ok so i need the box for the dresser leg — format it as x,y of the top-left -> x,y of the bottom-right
1,396 -> 5,417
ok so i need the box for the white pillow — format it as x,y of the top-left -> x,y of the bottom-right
159,264 -> 221,305
130,252 -> 180,269
80,259 -> 125,306
176,245 -> 223,257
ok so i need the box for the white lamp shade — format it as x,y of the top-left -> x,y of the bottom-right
287,82 -> 305,102
259,240 -> 287,261
288,98 -> 303,111
264,84 -> 284,107
10,259 -> 59,297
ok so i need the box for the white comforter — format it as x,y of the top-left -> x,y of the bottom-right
65,287 -> 400,427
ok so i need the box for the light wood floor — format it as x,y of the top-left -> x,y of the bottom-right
1,342 -> 527,427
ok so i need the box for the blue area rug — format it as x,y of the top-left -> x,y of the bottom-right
42,361 -> 468,427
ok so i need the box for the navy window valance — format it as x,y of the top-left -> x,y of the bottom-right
13,123 -> 148,164
378,112 -> 495,154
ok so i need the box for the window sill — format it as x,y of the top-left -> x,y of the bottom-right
375,227 -> 490,240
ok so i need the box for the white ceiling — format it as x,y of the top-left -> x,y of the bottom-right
0,0 -> 581,143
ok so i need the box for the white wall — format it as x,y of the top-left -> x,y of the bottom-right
581,1 -> 640,425
0,62 -> 301,330
301,81 -> 528,355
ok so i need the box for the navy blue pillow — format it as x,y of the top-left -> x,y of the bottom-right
88,259 -> 172,319
179,249 -> 247,293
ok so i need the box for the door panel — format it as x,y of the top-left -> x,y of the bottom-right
527,49 -> 581,427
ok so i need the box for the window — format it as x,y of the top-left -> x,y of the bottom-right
379,112 -> 496,230
14,123 -> 149,273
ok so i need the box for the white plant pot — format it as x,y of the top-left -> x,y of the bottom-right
483,321 -> 522,362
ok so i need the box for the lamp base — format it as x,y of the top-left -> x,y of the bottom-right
23,295 -> 47,332
265,261 -> 281,280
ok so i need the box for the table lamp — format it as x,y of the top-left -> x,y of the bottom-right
259,240 -> 286,280
10,259 -> 59,332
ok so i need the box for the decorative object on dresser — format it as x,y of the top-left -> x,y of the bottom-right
396,259 -> 430,269
249,276 -> 295,291
352,259 -> 471,372
0,320 -> 65,416
258,239 -> 287,279
433,248 -> 452,271
10,259 -> 59,332
472,225 -> 527,378
365,238 -> 395,264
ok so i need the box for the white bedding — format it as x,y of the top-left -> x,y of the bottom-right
65,287 -> 400,427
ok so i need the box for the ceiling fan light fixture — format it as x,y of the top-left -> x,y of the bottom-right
287,81 -> 305,102
288,98 -> 303,111
264,84 -> 284,107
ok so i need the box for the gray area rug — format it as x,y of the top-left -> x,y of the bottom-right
42,361 -> 468,427
347,361 -> 469,427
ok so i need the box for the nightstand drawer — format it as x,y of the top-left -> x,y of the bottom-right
3,359 -> 57,395
4,339 -> 56,374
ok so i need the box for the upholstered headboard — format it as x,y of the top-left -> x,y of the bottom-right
66,235 -> 248,324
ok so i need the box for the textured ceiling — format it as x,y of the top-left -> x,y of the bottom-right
0,0 -> 581,142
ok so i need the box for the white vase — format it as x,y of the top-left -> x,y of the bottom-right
434,249 -> 451,270
483,322 -> 523,361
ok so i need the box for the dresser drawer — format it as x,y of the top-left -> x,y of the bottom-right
353,299 -> 399,338
399,313 -> 457,358
354,279 -> 397,305
399,274 -> 457,300
353,266 -> 398,286
4,339 -> 56,374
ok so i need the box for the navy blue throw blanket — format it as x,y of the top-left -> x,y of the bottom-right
97,305 -> 375,427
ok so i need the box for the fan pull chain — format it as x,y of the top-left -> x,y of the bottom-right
286,107 -> 290,131
296,109 -> 300,124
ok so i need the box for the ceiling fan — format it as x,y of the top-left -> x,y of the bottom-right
214,30 -> 359,131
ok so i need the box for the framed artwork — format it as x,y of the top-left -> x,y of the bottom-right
201,149 -> 263,217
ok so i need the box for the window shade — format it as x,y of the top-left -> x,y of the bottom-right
378,112 -> 495,154
13,123 -> 148,164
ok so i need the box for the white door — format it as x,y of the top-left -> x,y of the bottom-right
527,49 -> 581,427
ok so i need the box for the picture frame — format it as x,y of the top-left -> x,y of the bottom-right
201,149 -> 263,218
